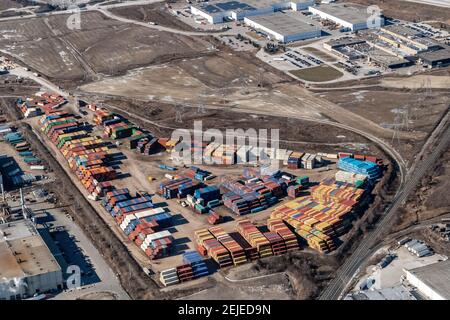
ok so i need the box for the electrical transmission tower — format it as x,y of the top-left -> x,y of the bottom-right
175,105 -> 184,123
257,69 -> 265,88
197,104 -> 206,114
239,75 -> 250,95
391,112 -> 402,145
391,107 -> 410,144
425,77 -> 432,99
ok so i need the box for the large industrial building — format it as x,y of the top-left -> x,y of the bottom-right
244,12 -> 321,43
418,47 -> 450,68
191,0 -> 315,24
0,220 -> 64,300
404,260 -> 450,300
309,4 -> 385,31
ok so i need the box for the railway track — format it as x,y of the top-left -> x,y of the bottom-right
319,113 -> 450,300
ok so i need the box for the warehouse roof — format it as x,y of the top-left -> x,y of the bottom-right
246,12 -> 320,36
418,48 -> 450,63
0,220 -> 61,280
381,25 -> 422,38
194,0 -> 308,14
325,37 -> 366,48
405,260 -> 450,299
345,286 -> 416,300
311,4 -> 372,25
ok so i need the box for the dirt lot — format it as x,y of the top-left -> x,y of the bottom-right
110,2 -> 195,31
99,97 -> 382,156
316,88 -> 448,133
342,0 -> 450,23
314,72 -> 450,159
0,11 -> 212,84
290,66 -> 344,83
0,0 -> 23,11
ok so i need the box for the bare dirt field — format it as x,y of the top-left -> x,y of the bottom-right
98,97 -> 383,156
316,88 -> 449,133
342,0 -> 450,23
80,51 -> 289,103
313,72 -> 450,159
0,11 -> 212,83
0,0 -> 23,11
181,272 -> 294,300
110,2 -> 195,31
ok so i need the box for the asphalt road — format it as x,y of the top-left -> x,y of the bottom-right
319,115 -> 450,300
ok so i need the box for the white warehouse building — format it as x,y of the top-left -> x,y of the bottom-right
309,3 -> 385,31
244,12 -> 322,43
0,220 -> 64,300
404,260 -> 450,300
191,0 -> 315,24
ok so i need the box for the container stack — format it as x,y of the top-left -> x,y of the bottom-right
229,232 -> 259,261
183,251 -> 209,279
184,166 -> 212,182
39,111 -> 119,199
209,226 -> 247,266
287,152 -> 304,169
128,132 -> 151,150
270,179 -> 364,253
207,210 -> 223,225
176,264 -> 194,283
296,176 -> 309,186
287,184 -> 302,198
267,218 -> 299,251
338,158 -> 381,180
263,231 -> 286,255
335,170 -> 368,187
160,268 -> 180,287
38,104 -> 175,261
93,109 -> 115,125
141,137 -> 162,155
191,186 -> 221,210
301,153 -> 317,170
236,219 -> 273,258
159,177 -> 203,199
194,229 -> 233,268
140,230 -> 173,259
221,177 -> 280,215
17,93 -> 66,118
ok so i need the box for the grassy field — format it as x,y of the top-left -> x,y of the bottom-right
303,47 -> 338,62
290,65 -> 343,82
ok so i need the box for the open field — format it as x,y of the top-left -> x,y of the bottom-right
342,0 -> 450,23
290,66 -> 344,83
110,2 -> 195,31
79,52 -> 293,106
316,88 -> 449,134
100,97 -> 382,155
0,11 -> 212,83
0,0 -> 23,11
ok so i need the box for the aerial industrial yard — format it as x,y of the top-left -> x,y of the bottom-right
0,0 -> 449,305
